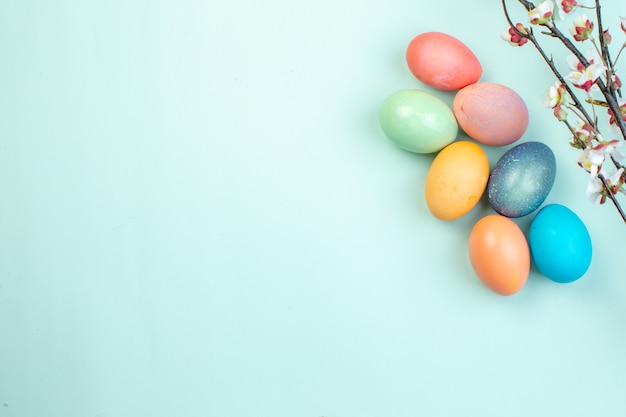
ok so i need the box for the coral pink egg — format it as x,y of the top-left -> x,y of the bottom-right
468,214 -> 530,296
453,82 -> 529,146
406,32 -> 482,90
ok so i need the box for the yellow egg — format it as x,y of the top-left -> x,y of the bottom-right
424,141 -> 489,220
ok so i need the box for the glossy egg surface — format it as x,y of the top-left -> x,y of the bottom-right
379,89 -> 458,153
453,82 -> 529,146
425,141 -> 489,220
529,204 -> 592,283
488,141 -> 556,217
469,214 -> 530,296
406,32 -> 482,90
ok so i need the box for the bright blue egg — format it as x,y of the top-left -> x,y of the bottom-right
488,141 -> 556,217
528,204 -> 592,283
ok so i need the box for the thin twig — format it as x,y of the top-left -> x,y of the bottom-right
502,0 -> 626,221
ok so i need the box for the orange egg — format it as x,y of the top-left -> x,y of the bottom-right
453,82 -> 529,146
424,141 -> 489,220
406,32 -> 482,90
468,214 -> 530,296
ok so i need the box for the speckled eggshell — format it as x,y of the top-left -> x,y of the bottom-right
406,32 -> 482,90
488,141 -> 556,218
453,82 -> 529,146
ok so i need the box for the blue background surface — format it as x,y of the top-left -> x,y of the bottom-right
1,1 -> 626,416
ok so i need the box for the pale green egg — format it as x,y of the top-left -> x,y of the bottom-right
379,89 -> 458,154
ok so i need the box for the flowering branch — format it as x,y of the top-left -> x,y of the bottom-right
501,0 -> 626,222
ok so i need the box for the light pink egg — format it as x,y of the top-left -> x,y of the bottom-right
406,32 -> 482,91
453,82 -> 529,146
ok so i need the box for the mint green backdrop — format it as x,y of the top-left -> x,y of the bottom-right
1,1 -> 625,416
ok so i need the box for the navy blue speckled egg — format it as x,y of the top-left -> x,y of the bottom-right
487,141 -> 556,218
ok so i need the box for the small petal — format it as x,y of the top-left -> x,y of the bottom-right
609,167 -> 625,188
577,148 -> 601,175
612,148 -> 625,162
567,49 -> 603,71
587,61 -> 607,80
587,149 -> 605,167
586,177 -> 604,204
564,70 -> 583,84
566,54 -> 579,71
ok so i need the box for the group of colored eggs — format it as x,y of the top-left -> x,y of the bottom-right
378,32 -> 593,296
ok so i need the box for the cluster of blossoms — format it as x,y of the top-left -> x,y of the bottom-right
502,0 -> 626,220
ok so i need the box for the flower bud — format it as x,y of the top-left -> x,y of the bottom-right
561,0 -> 577,13
554,105 -> 568,121
570,14 -> 594,41
501,23 -> 529,46
543,82 -> 567,108
529,0 -> 554,25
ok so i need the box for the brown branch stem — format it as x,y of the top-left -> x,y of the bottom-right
502,0 -> 626,222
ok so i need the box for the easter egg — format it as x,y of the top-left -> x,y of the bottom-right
453,82 -> 529,146
469,214 -> 530,296
406,32 -> 482,90
425,141 -> 489,220
379,89 -> 458,153
529,204 -> 592,283
487,141 -> 556,217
